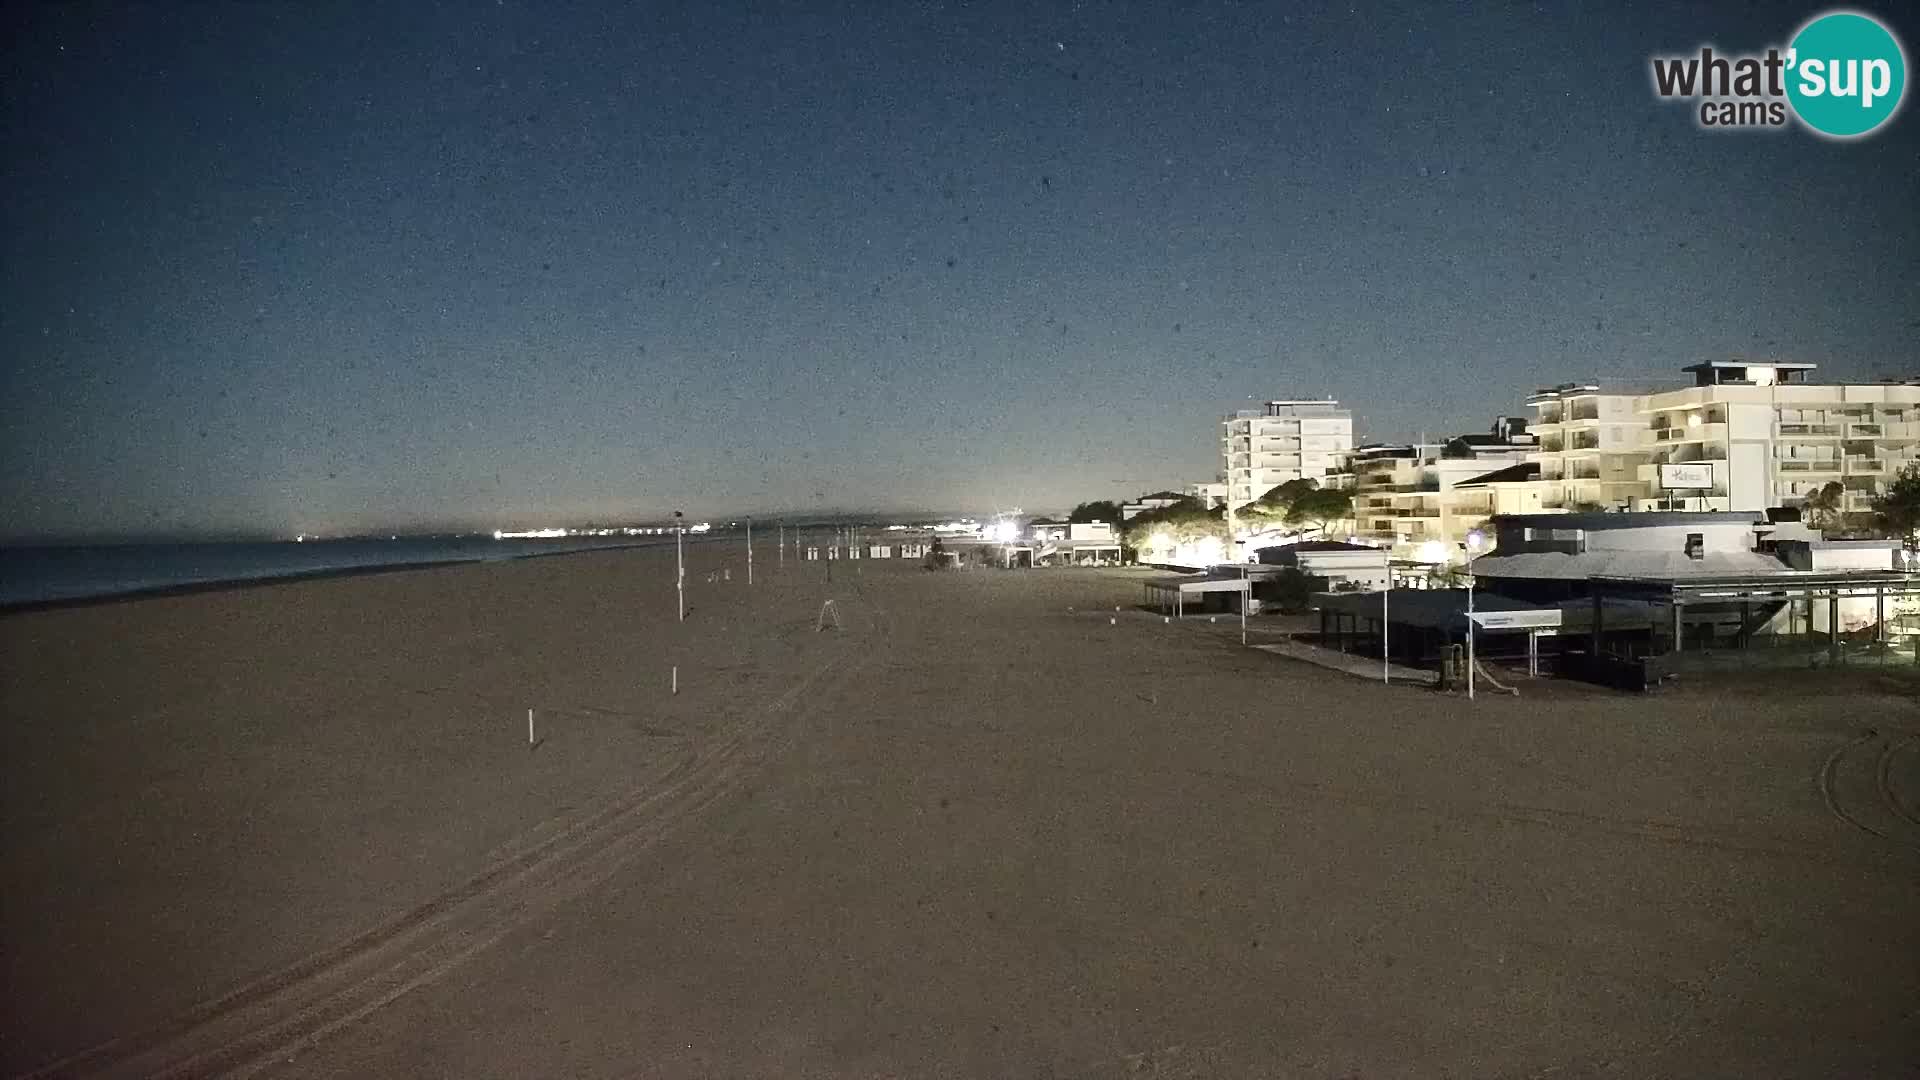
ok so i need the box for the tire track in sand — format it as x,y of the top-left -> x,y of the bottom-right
1819,729 -> 1920,852
26,599 -> 887,1080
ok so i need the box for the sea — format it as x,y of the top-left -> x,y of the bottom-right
0,535 -> 687,609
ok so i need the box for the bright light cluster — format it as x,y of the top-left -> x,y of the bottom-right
1141,532 -> 1225,568
492,521 -> 712,540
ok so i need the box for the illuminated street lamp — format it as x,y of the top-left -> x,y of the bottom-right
674,510 -> 685,621
1465,528 -> 1487,699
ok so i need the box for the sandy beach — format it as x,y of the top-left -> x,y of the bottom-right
3,546 -> 1918,1077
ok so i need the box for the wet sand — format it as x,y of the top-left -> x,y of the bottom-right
3,549 -> 1918,1077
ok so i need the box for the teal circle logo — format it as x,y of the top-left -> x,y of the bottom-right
1786,11 -> 1907,138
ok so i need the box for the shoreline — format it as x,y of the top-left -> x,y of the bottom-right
0,539 -> 711,617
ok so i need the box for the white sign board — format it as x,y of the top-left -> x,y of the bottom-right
1469,609 -> 1563,630
1659,462 -> 1714,490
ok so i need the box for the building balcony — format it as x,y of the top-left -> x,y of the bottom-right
1777,423 -> 1842,438
1844,457 -> 1886,474
1660,446 -> 1727,464
1777,459 -> 1841,473
1652,422 -> 1727,443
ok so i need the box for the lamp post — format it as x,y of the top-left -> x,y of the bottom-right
674,511 -> 685,622
1465,528 -> 1486,699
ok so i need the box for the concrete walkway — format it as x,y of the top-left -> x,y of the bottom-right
1251,637 -> 1438,686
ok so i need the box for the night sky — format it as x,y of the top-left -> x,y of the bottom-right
3,1 -> 1916,540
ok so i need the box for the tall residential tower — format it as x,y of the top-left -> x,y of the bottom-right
1219,399 -> 1354,509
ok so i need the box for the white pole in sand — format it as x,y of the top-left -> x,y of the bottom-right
778,523 -> 785,570
672,665 -> 678,694
1382,582 -> 1390,685
746,517 -> 754,585
528,708 -> 535,745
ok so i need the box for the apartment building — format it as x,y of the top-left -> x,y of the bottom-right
1219,400 -> 1353,509
1337,420 -> 1539,559
1525,383 -> 1650,509
1528,361 -> 1920,516
1634,361 -> 1920,516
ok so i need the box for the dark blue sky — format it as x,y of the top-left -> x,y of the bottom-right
3,1 -> 1916,539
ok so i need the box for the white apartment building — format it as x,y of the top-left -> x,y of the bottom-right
1219,399 -> 1353,509
1634,361 -> 1919,516
1527,362 -> 1920,517
1338,422 -> 1539,560
1525,383 -> 1651,509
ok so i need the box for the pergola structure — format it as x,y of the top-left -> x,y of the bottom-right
1143,574 -> 1253,618
1581,570 -> 1920,678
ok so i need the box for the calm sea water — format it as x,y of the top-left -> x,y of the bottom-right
0,536 -> 685,608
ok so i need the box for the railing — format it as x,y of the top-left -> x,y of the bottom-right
1845,457 -> 1886,473
1778,424 -> 1842,437
1676,447 -> 1727,462
1850,424 -> 1884,438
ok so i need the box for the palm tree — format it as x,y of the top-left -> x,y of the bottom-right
1803,481 -> 1845,532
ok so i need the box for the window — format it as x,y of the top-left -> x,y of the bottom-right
1684,533 -> 1704,560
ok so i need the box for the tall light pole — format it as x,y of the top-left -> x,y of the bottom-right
1465,528 -> 1486,699
674,511 -> 686,621
1382,579 -> 1390,685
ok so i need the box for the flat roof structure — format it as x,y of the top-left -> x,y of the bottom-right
1316,589 -> 1558,632
1142,573 -> 1253,617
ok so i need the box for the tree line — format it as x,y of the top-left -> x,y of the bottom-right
1067,480 -> 1355,551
